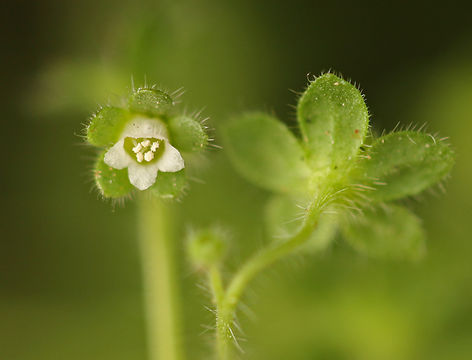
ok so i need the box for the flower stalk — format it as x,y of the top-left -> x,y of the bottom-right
138,195 -> 184,360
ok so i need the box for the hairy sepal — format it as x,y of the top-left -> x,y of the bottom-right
148,169 -> 187,200
128,88 -> 174,117
168,115 -> 208,153
94,151 -> 133,198
87,107 -> 131,147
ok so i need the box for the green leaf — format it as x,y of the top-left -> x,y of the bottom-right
265,195 -> 337,252
341,204 -> 426,260
148,170 -> 187,199
94,151 -> 133,198
222,112 -> 311,194
87,107 -> 131,146
297,73 -> 369,171
168,116 -> 208,153
358,131 -> 454,201
128,88 -> 173,117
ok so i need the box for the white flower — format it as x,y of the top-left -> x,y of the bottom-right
104,116 -> 184,190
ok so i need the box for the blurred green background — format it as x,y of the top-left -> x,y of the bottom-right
2,0 -> 472,359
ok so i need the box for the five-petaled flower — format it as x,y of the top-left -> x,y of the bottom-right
87,87 -> 208,199
104,117 -> 185,190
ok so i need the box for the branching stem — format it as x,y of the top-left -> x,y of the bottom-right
213,202 -> 321,359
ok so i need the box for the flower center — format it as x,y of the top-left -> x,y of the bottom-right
123,137 -> 166,164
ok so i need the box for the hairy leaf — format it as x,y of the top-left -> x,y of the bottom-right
223,112 -> 311,194
297,73 -> 369,171
342,204 -> 426,260
358,131 -> 454,201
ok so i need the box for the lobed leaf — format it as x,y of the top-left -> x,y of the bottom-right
168,115 -> 208,153
128,88 -> 173,117
297,73 -> 369,171
94,151 -> 133,198
358,131 -> 454,201
341,204 -> 426,260
87,107 -> 131,146
222,112 -> 311,194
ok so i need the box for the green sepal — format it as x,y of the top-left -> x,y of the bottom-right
87,107 -> 131,147
265,194 -> 337,252
168,115 -> 208,153
128,88 -> 173,117
357,131 -> 454,201
222,112 -> 311,195
341,204 -> 426,260
148,169 -> 187,199
297,73 -> 369,171
94,151 -> 133,198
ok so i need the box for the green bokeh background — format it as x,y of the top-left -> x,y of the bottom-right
2,0 -> 472,359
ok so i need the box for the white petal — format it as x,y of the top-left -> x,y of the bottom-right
121,116 -> 169,139
157,142 -> 185,172
128,163 -> 160,190
104,139 -> 131,169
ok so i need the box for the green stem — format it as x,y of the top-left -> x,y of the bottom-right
138,196 -> 184,360
216,309 -> 232,360
209,266 -> 224,307
207,266 -> 228,360
216,205 -> 321,359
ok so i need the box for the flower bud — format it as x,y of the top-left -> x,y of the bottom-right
187,228 -> 227,269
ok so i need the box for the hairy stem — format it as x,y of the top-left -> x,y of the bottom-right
209,266 -> 224,307
215,204 -> 321,359
207,266 -> 227,359
138,196 -> 184,360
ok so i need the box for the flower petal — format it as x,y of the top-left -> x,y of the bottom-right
121,116 -> 169,139
128,163 -> 160,190
104,139 -> 131,169
157,143 -> 185,172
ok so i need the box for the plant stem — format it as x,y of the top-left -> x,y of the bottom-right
138,196 -> 184,360
209,266 -> 224,307
207,266 -> 228,360
215,204 -> 321,359
216,308 -> 232,360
